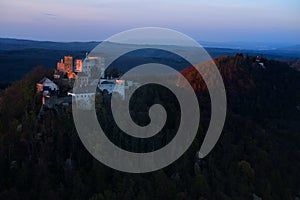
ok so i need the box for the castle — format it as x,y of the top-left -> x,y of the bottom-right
37,53 -> 138,109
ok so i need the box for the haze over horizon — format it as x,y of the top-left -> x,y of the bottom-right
1,0 -> 300,45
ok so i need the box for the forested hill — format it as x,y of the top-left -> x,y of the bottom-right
0,56 -> 299,199
181,54 -> 300,121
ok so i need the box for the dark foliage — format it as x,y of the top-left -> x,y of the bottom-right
0,56 -> 300,199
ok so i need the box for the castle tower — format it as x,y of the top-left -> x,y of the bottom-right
64,56 -> 73,74
82,56 -> 105,78
75,59 -> 83,72
57,59 -> 65,72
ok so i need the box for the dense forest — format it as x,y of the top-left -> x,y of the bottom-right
0,55 -> 300,199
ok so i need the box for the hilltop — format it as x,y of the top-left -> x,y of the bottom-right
181,54 -> 300,119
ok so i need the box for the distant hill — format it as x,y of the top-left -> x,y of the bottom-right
0,38 -> 99,84
0,38 -> 99,51
0,48 -> 87,84
198,40 -> 292,50
0,38 -> 300,85
277,44 -> 300,52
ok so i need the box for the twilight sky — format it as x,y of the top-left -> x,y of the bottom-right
1,0 -> 299,44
